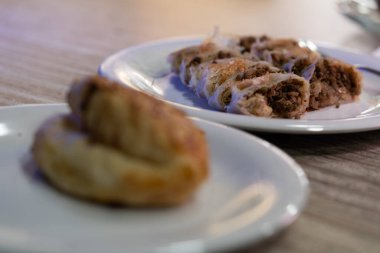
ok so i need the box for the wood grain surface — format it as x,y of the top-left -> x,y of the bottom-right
1,0 -> 380,252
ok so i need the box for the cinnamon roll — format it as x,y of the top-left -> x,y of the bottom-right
32,76 -> 209,206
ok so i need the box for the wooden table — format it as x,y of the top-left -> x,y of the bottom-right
1,0 -> 380,252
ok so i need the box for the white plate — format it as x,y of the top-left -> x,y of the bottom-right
99,37 -> 380,134
0,104 -> 308,253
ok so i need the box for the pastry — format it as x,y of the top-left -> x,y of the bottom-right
168,32 -> 362,117
226,73 -> 310,118
291,57 -> 362,110
32,76 -> 209,206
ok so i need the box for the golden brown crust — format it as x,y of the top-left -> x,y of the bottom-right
33,76 -> 209,206
169,34 -> 363,117
306,58 -> 363,110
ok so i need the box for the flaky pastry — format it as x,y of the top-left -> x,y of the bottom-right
168,33 -> 362,117
32,76 -> 209,206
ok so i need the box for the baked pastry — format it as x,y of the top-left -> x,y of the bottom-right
291,57 -> 362,110
250,38 -> 321,67
226,73 -> 310,118
249,38 -> 362,110
189,58 -> 282,99
177,55 -> 309,118
168,41 -> 241,85
32,76 -> 209,206
168,32 -> 363,117
189,58 -> 264,98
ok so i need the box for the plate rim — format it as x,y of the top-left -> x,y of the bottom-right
98,36 -> 380,134
0,103 -> 309,253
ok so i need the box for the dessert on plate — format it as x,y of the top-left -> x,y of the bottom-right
32,76 -> 209,206
168,32 -> 362,118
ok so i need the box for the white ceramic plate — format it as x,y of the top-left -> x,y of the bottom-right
0,104 -> 308,253
99,37 -> 380,134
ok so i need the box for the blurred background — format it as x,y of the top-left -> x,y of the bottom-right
1,0 -> 379,52
0,0 -> 379,104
